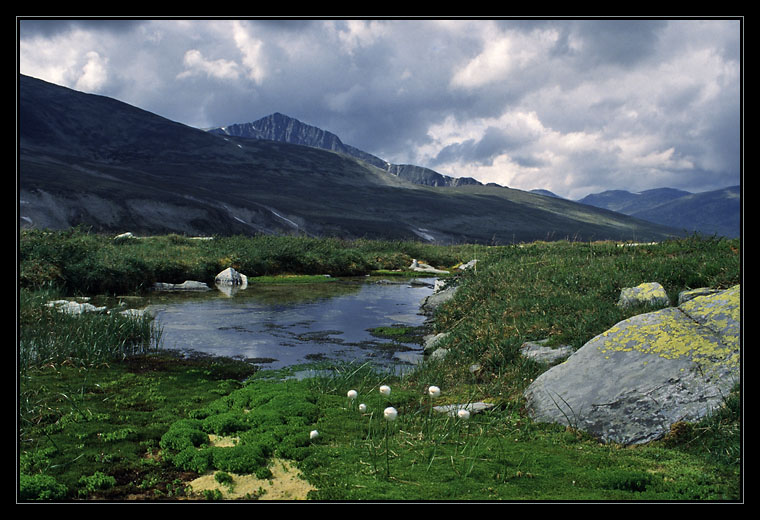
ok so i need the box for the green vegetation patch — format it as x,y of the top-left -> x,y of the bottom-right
18,352 -> 257,500
160,378 -> 321,476
19,229 -> 470,295
368,325 -> 426,344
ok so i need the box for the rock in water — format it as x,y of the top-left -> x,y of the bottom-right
524,285 -> 740,445
152,280 -> 210,291
215,267 -> 248,286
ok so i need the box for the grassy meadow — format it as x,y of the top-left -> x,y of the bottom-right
18,229 -> 741,501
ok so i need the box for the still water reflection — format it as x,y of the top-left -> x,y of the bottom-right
145,278 -> 435,371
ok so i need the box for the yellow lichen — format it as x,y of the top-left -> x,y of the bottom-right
597,286 -> 739,370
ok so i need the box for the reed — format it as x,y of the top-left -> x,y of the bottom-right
19,287 -> 161,375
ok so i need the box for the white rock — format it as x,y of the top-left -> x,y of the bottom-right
215,267 -> 248,286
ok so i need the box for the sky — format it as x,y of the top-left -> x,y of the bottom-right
18,17 -> 742,200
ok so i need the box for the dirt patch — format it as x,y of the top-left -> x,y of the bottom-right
186,458 -> 316,500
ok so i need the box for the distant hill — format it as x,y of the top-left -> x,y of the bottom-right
18,74 -> 684,244
577,187 -> 740,238
530,189 -> 563,199
209,114 -> 485,188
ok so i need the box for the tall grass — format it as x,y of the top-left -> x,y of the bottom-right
19,229 -> 471,295
18,287 -> 161,375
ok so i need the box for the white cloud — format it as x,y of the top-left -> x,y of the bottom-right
330,19 -> 387,55
75,51 -> 109,91
450,27 -> 559,89
177,49 -> 240,81
20,28 -> 110,92
231,21 -> 266,84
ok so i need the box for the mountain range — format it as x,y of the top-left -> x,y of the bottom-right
576,187 -> 741,238
18,74 -> 714,244
209,113 -> 483,188
209,113 -> 740,238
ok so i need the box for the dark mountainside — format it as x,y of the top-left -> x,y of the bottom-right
578,187 -> 741,238
18,74 -> 684,244
578,188 -> 692,214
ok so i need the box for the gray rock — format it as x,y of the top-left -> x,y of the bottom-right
457,259 -> 478,270
520,339 -> 574,365
409,259 -> 449,274
524,285 -> 740,445
433,402 -> 495,416
152,280 -> 210,291
118,308 -> 149,318
423,332 -> 450,354
46,300 -> 107,314
617,282 -> 670,308
420,285 -> 458,315
429,348 -> 449,361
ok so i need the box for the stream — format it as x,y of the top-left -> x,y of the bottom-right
142,277 -> 436,372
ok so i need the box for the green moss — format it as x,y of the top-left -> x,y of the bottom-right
19,474 -> 68,501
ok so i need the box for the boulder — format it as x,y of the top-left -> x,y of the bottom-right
678,287 -> 721,305
215,267 -> 248,286
617,282 -> 670,308
524,285 -> 740,445
420,285 -> 458,315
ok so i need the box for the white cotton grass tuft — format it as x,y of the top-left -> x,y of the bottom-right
379,385 -> 391,397
310,430 -> 319,439
347,389 -> 358,400
358,403 -> 367,413
457,409 -> 470,420
383,407 -> 398,421
428,386 -> 441,398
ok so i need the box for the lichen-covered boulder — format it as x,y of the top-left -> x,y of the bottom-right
617,282 -> 670,308
524,285 -> 740,445
678,287 -> 722,305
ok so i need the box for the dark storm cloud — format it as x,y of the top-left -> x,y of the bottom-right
19,18 -> 142,37
431,125 -> 538,168
572,19 -> 667,66
18,17 -> 741,199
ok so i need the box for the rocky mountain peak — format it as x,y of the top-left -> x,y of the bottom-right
209,112 -> 485,188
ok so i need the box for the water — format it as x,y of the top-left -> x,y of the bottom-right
144,277 -> 436,371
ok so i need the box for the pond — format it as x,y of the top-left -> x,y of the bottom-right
143,277 -> 436,372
